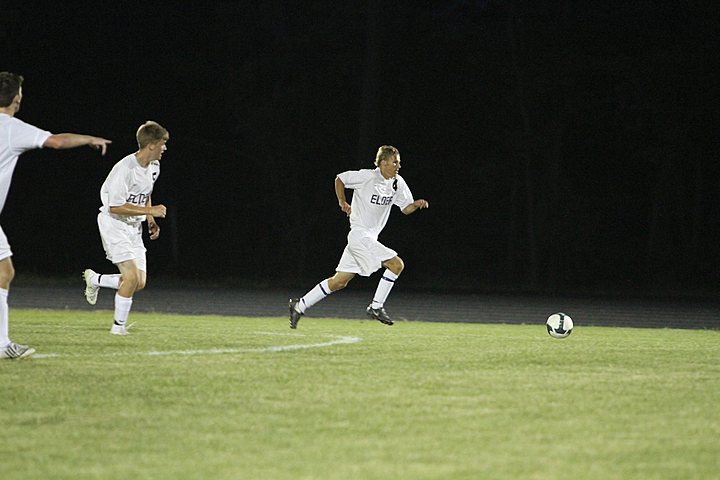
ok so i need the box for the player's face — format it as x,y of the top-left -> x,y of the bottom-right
151,138 -> 168,161
379,155 -> 401,179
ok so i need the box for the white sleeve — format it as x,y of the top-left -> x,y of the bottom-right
393,177 -> 414,210
337,169 -> 372,190
105,167 -> 130,207
10,119 -> 52,153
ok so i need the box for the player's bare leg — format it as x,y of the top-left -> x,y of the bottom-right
327,271 -> 356,292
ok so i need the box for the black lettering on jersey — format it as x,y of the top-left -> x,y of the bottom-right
126,193 -> 149,205
370,194 -> 394,206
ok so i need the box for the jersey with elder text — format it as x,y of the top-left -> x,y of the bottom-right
336,168 -> 414,237
99,153 -> 160,224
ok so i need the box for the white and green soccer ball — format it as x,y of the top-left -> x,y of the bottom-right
546,312 -> 573,339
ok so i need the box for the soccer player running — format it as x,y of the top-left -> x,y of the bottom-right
289,145 -> 429,329
82,121 -> 168,335
0,72 -> 111,359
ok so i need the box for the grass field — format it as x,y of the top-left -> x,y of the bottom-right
2,309 -> 719,480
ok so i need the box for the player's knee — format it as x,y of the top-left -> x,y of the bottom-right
133,272 -> 146,292
122,277 -> 138,291
0,261 -> 15,286
385,256 -> 405,275
121,272 -> 143,292
328,275 -> 351,292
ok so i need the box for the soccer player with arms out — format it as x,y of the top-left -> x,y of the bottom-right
82,121 -> 168,335
0,71 -> 111,359
289,145 -> 429,329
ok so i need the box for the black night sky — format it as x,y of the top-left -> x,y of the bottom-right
2,1 -> 719,296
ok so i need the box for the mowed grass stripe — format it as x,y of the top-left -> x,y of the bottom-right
1,309 -> 718,480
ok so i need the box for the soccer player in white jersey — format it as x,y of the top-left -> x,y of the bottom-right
0,72 -> 111,359
82,121 -> 168,335
289,145 -> 429,329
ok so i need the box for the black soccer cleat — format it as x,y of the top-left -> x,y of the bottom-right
366,305 -> 394,325
289,298 -> 303,329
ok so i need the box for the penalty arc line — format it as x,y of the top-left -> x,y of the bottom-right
32,335 -> 363,359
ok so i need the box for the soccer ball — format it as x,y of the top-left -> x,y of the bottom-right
546,312 -> 573,339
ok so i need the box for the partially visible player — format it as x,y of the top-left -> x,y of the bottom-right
0,71 -> 111,359
82,121 -> 168,335
289,145 -> 429,329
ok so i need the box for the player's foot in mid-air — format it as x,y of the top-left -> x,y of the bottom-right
82,269 -> 99,305
366,305 -> 394,325
0,341 -> 35,360
289,298 -> 303,329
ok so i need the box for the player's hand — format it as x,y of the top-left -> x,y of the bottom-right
414,199 -> 429,210
148,221 -> 160,240
89,137 -> 112,156
339,201 -> 352,217
402,199 -> 429,215
150,204 -> 167,218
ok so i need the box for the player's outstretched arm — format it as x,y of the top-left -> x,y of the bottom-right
43,133 -> 112,155
109,203 -> 167,218
402,199 -> 429,215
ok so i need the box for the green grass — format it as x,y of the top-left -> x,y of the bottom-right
2,309 -> 719,480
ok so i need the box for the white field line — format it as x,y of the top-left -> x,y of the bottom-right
32,334 -> 362,359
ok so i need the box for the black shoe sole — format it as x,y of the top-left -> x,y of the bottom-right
366,310 -> 394,326
289,299 -> 302,329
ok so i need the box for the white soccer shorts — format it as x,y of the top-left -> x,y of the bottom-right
335,229 -> 397,277
97,213 -> 147,271
0,225 -> 12,261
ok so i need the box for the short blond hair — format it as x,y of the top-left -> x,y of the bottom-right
374,145 -> 400,167
136,121 -> 169,149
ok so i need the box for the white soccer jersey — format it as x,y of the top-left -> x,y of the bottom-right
0,113 -> 52,213
99,153 -> 160,224
337,168 -> 414,238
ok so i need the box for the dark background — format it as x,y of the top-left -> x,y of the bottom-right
2,1 -> 719,297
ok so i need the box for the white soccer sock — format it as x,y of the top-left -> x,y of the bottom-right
371,269 -> 398,309
113,293 -> 133,326
91,273 -> 121,290
0,288 -> 9,347
297,279 -> 332,314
